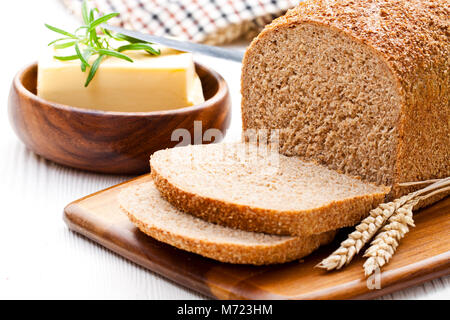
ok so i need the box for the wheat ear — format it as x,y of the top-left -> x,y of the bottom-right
363,185 -> 450,276
316,177 -> 450,271
315,196 -> 411,270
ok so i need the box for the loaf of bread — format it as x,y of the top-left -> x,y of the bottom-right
150,143 -> 388,236
119,181 -> 336,265
120,0 -> 448,265
241,0 -> 449,199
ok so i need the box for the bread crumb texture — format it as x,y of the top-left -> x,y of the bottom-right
150,143 -> 389,236
119,181 -> 336,265
241,0 -> 449,199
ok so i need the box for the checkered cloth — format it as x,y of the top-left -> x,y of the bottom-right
62,0 -> 300,44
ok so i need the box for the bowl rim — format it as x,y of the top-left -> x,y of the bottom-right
14,61 -> 229,117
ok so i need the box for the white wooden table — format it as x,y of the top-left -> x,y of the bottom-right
0,0 -> 448,300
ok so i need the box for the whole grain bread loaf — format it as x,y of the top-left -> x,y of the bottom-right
241,0 -> 449,199
119,181 -> 336,265
150,143 -> 389,236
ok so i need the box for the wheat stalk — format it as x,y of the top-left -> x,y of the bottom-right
316,195 -> 411,270
316,177 -> 450,271
363,185 -> 450,276
397,178 -> 443,187
363,198 -> 417,276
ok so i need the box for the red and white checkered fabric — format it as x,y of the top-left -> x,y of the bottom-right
62,0 -> 301,44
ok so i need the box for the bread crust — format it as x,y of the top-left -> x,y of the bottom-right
120,183 -> 336,265
242,0 -> 449,199
151,162 -> 388,236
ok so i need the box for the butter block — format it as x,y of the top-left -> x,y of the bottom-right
37,46 -> 204,112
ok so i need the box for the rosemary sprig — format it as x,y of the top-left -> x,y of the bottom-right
45,0 -> 160,87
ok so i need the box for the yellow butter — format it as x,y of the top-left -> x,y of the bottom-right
37,46 -> 204,112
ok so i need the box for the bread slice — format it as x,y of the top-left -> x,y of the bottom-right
241,0 -> 449,200
150,142 -> 389,236
119,181 -> 336,265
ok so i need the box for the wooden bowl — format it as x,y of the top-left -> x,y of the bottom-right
8,62 -> 231,174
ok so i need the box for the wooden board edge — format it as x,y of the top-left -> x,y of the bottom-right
62,176 -> 450,300
352,256 -> 450,300
63,174 -> 149,208
302,252 -> 450,300
65,201 -> 450,300
63,202 -> 217,299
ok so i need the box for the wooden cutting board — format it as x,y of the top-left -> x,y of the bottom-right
64,174 -> 450,299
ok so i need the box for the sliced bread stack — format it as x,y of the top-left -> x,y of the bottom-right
119,181 -> 336,265
119,143 -> 389,265
119,0 -> 449,265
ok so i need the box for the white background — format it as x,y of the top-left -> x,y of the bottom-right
0,0 -> 448,299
